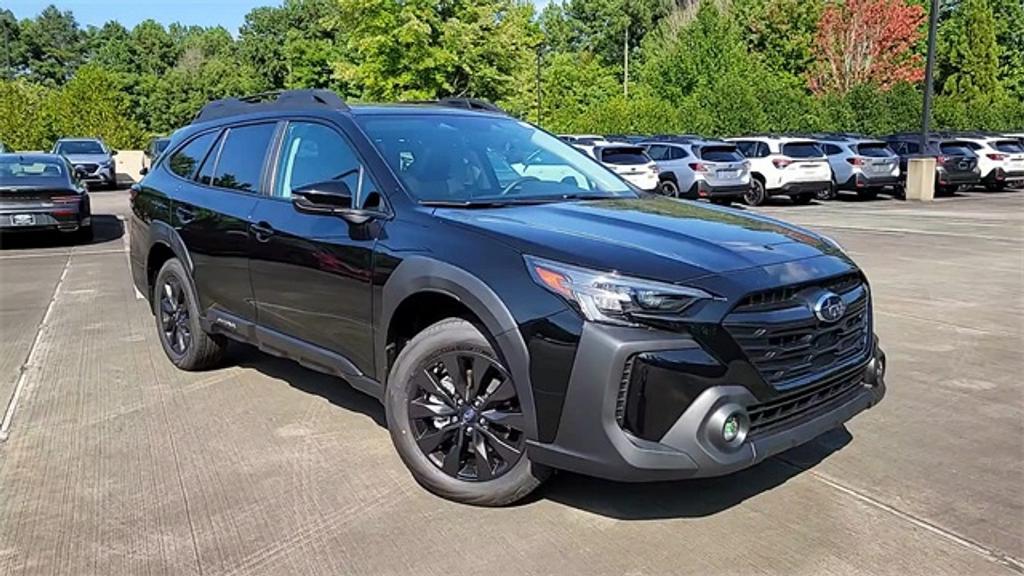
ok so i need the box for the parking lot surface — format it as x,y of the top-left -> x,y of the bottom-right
1,189 -> 1022,575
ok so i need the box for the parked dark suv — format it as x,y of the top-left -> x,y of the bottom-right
130,90 -> 886,505
882,134 -> 981,194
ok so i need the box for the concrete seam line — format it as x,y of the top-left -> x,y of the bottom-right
778,459 -> 1024,574
0,249 -> 122,261
0,253 -> 72,443
795,223 -> 1016,243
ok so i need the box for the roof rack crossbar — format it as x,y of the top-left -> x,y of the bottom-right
192,89 -> 350,124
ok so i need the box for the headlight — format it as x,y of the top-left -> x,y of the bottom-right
525,255 -> 717,326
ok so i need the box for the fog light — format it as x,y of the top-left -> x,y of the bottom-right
723,414 -> 741,443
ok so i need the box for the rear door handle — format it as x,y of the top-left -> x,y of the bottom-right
175,206 -> 196,224
250,221 -> 275,242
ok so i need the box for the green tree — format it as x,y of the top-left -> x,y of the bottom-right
733,0 -> 822,77
38,64 -> 144,147
937,0 -> 1001,98
0,79 -> 49,149
564,0 -> 672,68
18,6 -> 86,86
329,0 -> 538,101
504,50 -> 619,130
1,9 -> 24,79
989,0 -> 1024,98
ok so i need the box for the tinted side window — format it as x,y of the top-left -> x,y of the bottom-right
196,131 -> 225,186
273,122 -> 372,203
734,141 -> 755,157
756,142 -> 771,157
823,144 -> 842,156
210,123 -> 277,192
669,146 -> 688,160
168,132 -> 217,179
904,142 -> 920,154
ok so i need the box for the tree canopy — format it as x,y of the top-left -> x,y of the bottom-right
0,0 -> 1020,151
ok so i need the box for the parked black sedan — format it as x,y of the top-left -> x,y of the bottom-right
0,154 -> 93,242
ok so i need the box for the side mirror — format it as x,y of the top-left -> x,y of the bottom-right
139,166 -> 149,176
291,180 -> 385,225
110,150 -> 119,156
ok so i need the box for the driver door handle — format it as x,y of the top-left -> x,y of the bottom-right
250,221 -> 275,242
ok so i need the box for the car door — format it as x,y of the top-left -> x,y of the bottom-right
247,119 -> 382,375
173,123 -> 278,324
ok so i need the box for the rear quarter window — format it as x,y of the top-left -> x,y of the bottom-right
169,132 -> 218,179
782,142 -> 824,158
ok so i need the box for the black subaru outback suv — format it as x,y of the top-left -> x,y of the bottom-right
130,90 -> 886,505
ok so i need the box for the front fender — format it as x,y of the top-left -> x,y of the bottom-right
379,256 -> 539,441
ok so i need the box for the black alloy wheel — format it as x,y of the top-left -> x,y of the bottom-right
744,179 -> 767,206
408,350 -> 525,482
159,275 -> 192,356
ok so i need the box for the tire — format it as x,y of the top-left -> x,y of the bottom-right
659,179 -> 680,197
744,178 -> 767,206
386,318 -> 550,506
817,182 -> 838,201
790,193 -> 814,205
856,189 -> 879,201
153,258 -> 227,371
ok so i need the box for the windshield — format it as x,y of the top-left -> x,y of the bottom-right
993,140 -> 1024,154
56,141 -> 105,155
357,114 -> 635,203
599,147 -> 650,165
700,145 -> 744,162
856,143 -> 894,158
0,159 -> 67,186
782,142 -> 824,159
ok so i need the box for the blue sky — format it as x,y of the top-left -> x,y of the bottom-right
6,1 -> 553,33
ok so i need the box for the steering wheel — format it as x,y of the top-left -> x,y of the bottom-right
501,176 -> 540,196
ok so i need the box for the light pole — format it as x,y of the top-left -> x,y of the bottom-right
920,0 -> 940,150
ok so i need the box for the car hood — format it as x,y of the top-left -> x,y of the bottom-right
62,154 -> 111,164
435,196 -> 848,284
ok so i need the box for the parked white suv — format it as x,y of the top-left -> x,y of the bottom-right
579,144 -> 660,191
642,138 -> 750,204
727,136 -> 831,205
952,134 -> 1024,191
817,134 -> 901,200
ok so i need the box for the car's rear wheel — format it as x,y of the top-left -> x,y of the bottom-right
818,182 -> 838,201
386,318 -> 549,506
154,258 -> 226,371
790,193 -> 814,205
744,179 -> 766,206
659,179 -> 680,197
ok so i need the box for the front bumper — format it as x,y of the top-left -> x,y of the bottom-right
527,323 -> 886,482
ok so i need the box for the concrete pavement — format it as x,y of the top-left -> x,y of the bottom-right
0,189 -> 1021,575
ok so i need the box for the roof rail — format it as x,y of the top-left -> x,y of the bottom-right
192,89 -> 350,124
437,97 -> 507,114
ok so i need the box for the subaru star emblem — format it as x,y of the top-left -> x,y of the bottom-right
814,292 -> 847,324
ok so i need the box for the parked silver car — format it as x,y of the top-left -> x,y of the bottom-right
642,138 -> 750,204
52,138 -> 118,189
816,134 -> 901,200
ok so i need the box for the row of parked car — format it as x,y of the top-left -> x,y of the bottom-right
561,131 -> 1024,206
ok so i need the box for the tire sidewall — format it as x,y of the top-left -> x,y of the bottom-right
153,258 -> 206,369
385,319 -> 544,506
745,179 -> 766,206
660,178 -> 680,197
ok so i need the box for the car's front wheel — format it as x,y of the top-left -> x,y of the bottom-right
386,318 -> 549,506
659,179 -> 680,197
153,258 -> 227,370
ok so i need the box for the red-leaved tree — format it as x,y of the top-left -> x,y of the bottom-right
808,0 -> 927,95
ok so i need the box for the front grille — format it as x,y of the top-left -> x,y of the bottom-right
75,163 -> 99,173
615,355 -> 635,426
748,364 -> 865,436
725,275 -> 871,389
